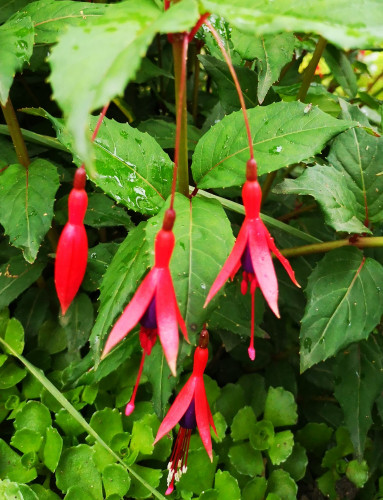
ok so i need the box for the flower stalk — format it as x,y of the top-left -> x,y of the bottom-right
1,97 -> 30,168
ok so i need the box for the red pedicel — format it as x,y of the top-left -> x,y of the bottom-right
54,167 -> 88,315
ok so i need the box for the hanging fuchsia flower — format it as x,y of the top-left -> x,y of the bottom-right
154,328 -> 216,495
204,159 -> 299,360
55,167 -> 88,315
102,210 -> 189,414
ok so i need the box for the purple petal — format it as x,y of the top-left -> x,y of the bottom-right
140,296 -> 157,329
180,399 -> 197,430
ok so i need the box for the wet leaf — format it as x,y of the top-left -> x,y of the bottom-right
300,248 -> 383,371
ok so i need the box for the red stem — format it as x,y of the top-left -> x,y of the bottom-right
248,290 -> 255,361
170,33 -> 189,211
204,19 -> 255,164
188,13 -> 210,41
91,103 -> 109,140
125,350 -> 146,415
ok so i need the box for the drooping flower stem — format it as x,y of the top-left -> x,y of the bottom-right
171,33 -> 189,204
297,36 -> 327,102
204,19 -> 255,164
1,97 -> 30,168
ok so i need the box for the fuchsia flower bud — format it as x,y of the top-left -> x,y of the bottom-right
154,328 -> 216,495
205,159 -> 300,360
54,167 -> 88,315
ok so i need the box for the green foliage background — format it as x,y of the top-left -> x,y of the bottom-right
0,0 -> 383,498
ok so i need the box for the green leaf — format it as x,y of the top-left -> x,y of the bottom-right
0,12 -> 34,105
0,438 -> 37,483
38,321 -> 67,355
346,459 -> 369,488
38,110 -> 173,215
48,0 -> 199,167
231,406 -> 257,442
268,430 -> 294,465
0,479 -> 38,500
229,442 -> 264,476
333,337 -> 383,459
199,0 -> 383,49
214,470 -> 241,500
266,470 -> 297,500
296,422 -> 332,456
56,445 -> 103,499
274,164 -> 370,234
282,443 -> 308,481
232,31 -> 295,104
324,45 -> 357,98
14,287 -> 49,337
300,248 -> 383,372
4,318 -> 24,355
199,54 -> 259,113
192,101 -> 355,188
26,0 -> 108,44
249,420 -> 274,451
83,243 -> 119,293
10,428 -> 43,454
128,464 -> 162,500
130,415 -> 155,456
145,195 -> 235,341
90,222 -> 150,357
0,359 -> 26,389
216,383 -> 246,426
102,464 -> 131,498
322,427 -> 353,468
88,408 -> 123,446
327,100 -> 383,225
264,387 -> 298,427
242,477 -> 267,500
0,160 -> 59,262
0,254 -> 45,308
143,342 -> 176,419
15,401 -> 52,434
30,484 -> 60,500
42,426 -> 63,472
61,293 -> 94,355
137,119 -> 202,151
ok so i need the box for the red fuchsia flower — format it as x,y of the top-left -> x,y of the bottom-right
101,209 -> 189,414
55,167 -> 88,315
204,159 -> 300,360
154,328 -> 216,495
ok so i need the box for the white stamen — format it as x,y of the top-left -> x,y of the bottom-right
182,465 -> 187,474
177,459 -> 182,468
167,461 -> 173,470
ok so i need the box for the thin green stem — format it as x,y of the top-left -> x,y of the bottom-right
281,237 -> 383,258
193,187 -> 322,244
0,336 -> 166,500
297,36 -> 327,102
171,34 -> 189,202
192,41 -> 202,125
1,98 -> 30,167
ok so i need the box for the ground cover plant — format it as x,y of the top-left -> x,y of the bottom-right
1,0 -> 383,498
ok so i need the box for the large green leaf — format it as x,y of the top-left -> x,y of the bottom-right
0,0 -> 33,23
192,101 -> 356,188
274,164 -> 370,234
25,0 -> 108,44
300,247 -> 383,372
231,30 -> 295,103
200,0 -> 383,49
29,109 -> 173,215
0,12 -> 34,105
145,194 -> 235,342
334,337 -> 383,459
0,254 -> 45,308
0,160 -> 59,262
49,0 -> 199,167
327,100 -> 383,225
90,223 -> 150,356
198,54 -> 259,113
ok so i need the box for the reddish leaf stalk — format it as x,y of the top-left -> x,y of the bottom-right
204,19 -> 255,165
